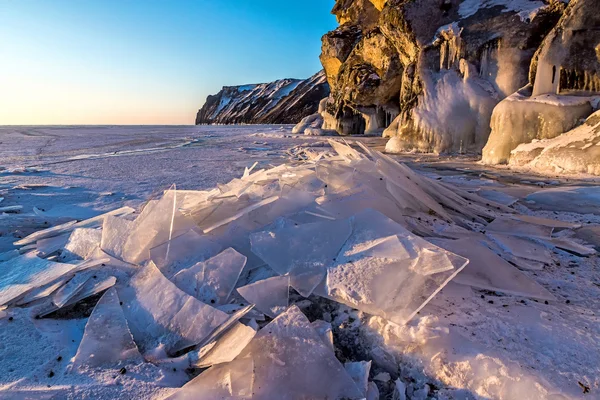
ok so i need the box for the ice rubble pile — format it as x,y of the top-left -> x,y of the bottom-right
0,140 -> 595,398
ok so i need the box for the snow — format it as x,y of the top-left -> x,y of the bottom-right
0,125 -> 599,399
459,0 -> 547,22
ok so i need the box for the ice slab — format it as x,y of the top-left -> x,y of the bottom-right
250,218 -> 352,297
545,238 -> 596,256
525,187 -> 600,214
123,188 -> 197,264
149,229 -> 222,278
72,288 -> 142,369
430,238 -> 555,300
345,361 -> 372,397
509,214 -> 581,230
168,356 -> 254,400
575,225 -> 600,250
477,189 -> 518,206
36,274 -> 117,318
311,320 -> 334,352
237,275 -> 290,318
100,215 -> 134,261
15,277 -> 69,305
171,248 -> 246,305
52,271 -> 94,307
486,217 -> 553,238
36,234 -> 69,258
62,228 -> 102,260
191,321 -> 257,368
14,206 -> 135,247
118,262 -> 230,356
319,209 -> 469,324
487,233 -> 553,264
316,185 -> 406,225
0,253 -> 76,306
240,306 -> 361,399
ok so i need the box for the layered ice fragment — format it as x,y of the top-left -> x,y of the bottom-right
250,218 -> 352,297
72,288 -> 142,369
237,275 -> 290,318
0,253 -> 76,306
319,209 -> 469,324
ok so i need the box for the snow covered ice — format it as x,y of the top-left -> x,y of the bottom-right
0,126 -> 599,399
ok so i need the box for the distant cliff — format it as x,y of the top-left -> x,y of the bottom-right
195,71 -> 330,125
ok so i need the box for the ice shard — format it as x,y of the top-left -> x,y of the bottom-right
311,320 -> 334,351
487,233 -> 553,264
149,229 -> 222,278
430,238 -> 555,300
345,361 -> 372,397
486,217 -> 553,238
118,262 -> 230,356
15,277 -> 69,306
123,188 -> 197,264
100,215 -> 135,261
510,214 -> 581,230
35,274 -> 118,318
237,275 -> 290,318
62,228 -> 102,260
168,356 -> 254,400
0,253 -> 76,306
14,206 -> 135,247
72,288 -> 142,369
250,218 -> 352,297
35,234 -> 69,258
477,189 -> 518,206
190,321 -> 257,368
172,306 -> 362,400
171,248 -> 246,305
319,209 -> 469,325
51,271 -> 94,307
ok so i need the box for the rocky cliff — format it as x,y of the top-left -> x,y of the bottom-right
310,0 -> 600,170
195,71 -> 329,125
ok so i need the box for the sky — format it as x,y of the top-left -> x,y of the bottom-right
0,0 -> 337,125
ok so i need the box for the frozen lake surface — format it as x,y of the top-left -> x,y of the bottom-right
1,125 -> 599,399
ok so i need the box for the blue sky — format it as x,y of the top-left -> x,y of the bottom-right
0,0 -> 337,125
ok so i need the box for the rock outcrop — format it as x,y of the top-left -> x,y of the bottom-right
318,0 -> 600,171
317,0 -> 566,151
195,71 -> 329,125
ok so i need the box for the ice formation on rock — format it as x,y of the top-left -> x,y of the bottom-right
509,110 -> 600,174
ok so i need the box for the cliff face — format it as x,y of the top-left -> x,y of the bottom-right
195,71 -> 329,125
318,0 -> 571,151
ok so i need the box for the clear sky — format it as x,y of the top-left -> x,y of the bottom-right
0,0 -> 337,125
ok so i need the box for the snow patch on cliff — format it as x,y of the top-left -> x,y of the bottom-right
459,0 -> 547,22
